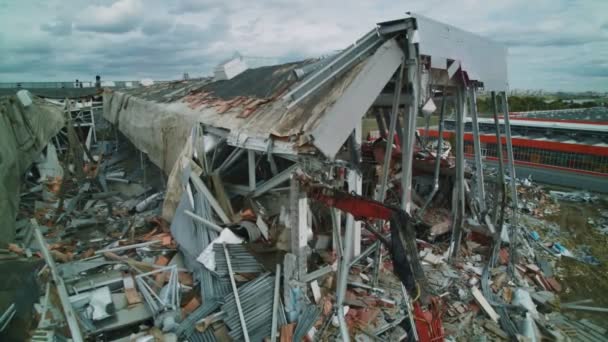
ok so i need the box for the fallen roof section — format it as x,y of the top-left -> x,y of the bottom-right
103,14 -> 507,173
406,13 -> 508,91
0,92 -> 65,244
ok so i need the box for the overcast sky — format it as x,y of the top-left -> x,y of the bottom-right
0,0 -> 606,91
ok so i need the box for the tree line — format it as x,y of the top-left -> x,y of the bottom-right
476,96 -> 604,113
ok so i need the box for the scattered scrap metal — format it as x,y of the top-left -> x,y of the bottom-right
2,13 -> 608,342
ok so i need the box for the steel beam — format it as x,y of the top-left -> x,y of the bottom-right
248,150 -> 256,191
374,109 -> 387,138
400,29 -> 419,214
252,164 -> 298,198
372,61 -> 405,286
332,209 -> 343,261
491,92 -> 507,232
336,213 -> 355,342
377,64 -> 404,203
468,88 -> 487,214
350,242 -> 378,268
376,18 -> 416,36
347,155 -> 362,257
190,172 -> 231,224
299,265 -> 334,284
290,177 -> 308,280
500,91 -> 519,274
383,109 -> 404,147
330,206 -> 348,341
500,92 -> 518,218
266,140 -> 279,176
448,87 -> 466,260
35,228 -> 84,342
216,148 -> 245,174
223,243 -> 251,342
270,265 -> 281,342
184,209 -> 224,233
95,240 -> 161,255
419,87 -> 447,216
283,29 -> 382,107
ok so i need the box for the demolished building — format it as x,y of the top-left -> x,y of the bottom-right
0,92 -> 66,244
100,13 -> 514,340
3,13 -> 606,342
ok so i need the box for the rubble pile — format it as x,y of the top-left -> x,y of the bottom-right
0,119 -> 605,342
1,15 -> 607,341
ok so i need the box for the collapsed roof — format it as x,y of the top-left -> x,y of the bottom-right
0,93 -> 65,244
103,13 -> 507,174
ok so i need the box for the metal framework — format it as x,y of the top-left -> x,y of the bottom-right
184,15 -> 513,341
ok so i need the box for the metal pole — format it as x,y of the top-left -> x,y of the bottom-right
223,243 -> 251,342
197,125 -> 210,174
252,164 -> 298,198
491,92 -> 507,231
349,242 -> 378,268
94,240 -> 161,255
184,209 -> 224,233
190,172 -> 231,224
378,63 -> 405,202
374,109 -> 387,138
270,264 -> 281,342
500,91 -> 518,273
419,87 -> 447,216
400,28 -> 419,214
372,62 -> 405,286
35,228 -> 84,342
248,150 -> 256,191
336,213 -> 354,342
401,284 -> 419,341
216,148 -> 245,174
469,87 -> 487,215
348,138 -> 363,258
332,208 -> 344,259
500,92 -> 518,220
292,178 -> 309,280
266,141 -> 279,176
448,87 -> 466,260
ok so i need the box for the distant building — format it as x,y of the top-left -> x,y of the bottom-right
423,107 -> 608,192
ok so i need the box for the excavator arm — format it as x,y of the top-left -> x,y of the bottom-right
306,185 -> 426,293
307,186 -> 394,221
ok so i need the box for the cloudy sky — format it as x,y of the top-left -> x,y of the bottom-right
0,0 -> 606,91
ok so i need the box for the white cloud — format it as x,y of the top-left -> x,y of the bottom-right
0,0 -> 606,91
76,0 -> 144,33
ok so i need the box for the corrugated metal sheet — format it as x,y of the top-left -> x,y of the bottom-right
188,329 -> 217,342
293,304 -> 322,342
221,273 -> 286,342
176,300 -> 221,340
213,244 -> 264,276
